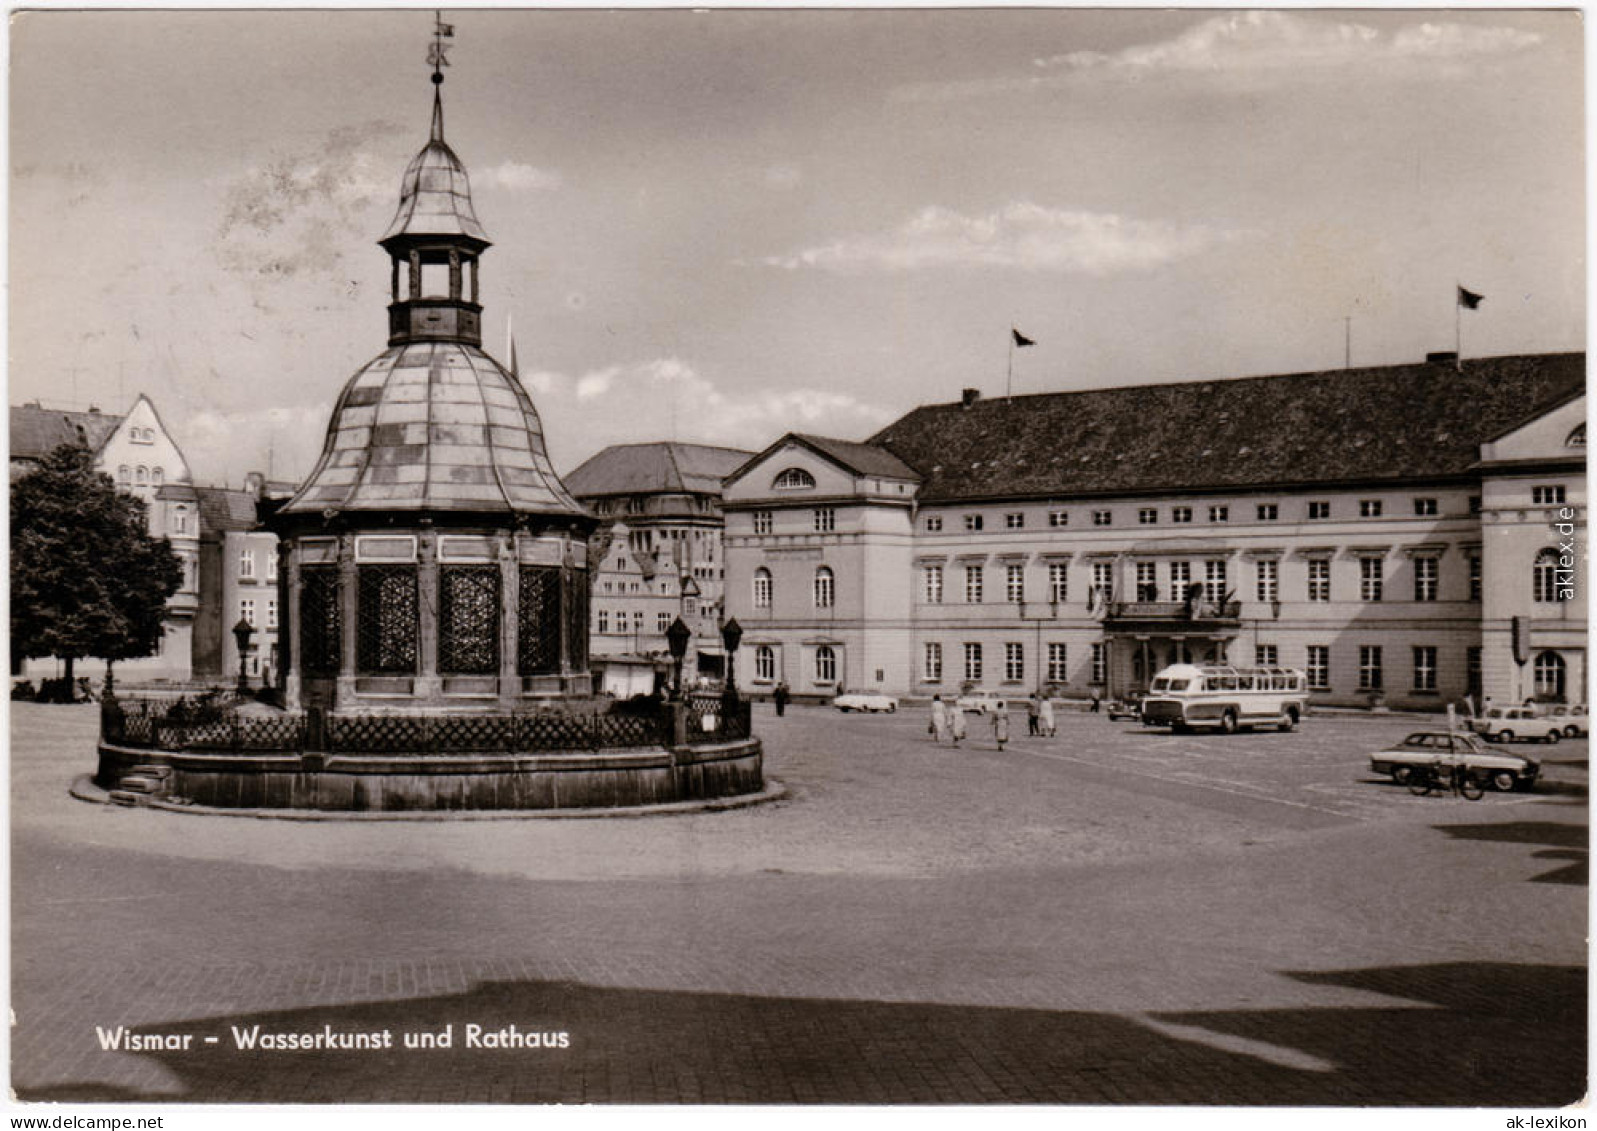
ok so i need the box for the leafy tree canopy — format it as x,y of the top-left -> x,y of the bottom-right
11,442 -> 182,674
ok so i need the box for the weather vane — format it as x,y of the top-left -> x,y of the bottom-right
428,11 -> 454,84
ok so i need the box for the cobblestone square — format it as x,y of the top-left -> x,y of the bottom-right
9,701 -> 1588,1105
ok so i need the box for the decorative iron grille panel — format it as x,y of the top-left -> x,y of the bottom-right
300,566 -> 341,676
439,566 -> 500,674
683,696 -> 753,744
566,568 -> 590,672
358,565 -> 418,675
518,566 -> 561,676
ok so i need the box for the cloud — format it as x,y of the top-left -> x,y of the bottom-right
179,403 -> 332,485
213,121 -> 403,283
761,202 -> 1244,275
476,161 -> 562,192
523,358 -> 896,470
894,12 -> 1544,101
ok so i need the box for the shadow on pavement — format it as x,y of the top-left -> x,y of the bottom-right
1436,819 -> 1589,885
16,961 -> 1585,1106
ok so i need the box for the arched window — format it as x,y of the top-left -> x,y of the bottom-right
815,645 -> 837,683
1534,650 -> 1567,702
753,567 -> 772,609
1533,548 -> 1568,603
172,505 -> 189,535
1567,424 -> 1586,448
135,466 -> 148,486
772,467 -> 816,491
755,645 -> 775,682
814,566 -> 834,608
151,467 -> 164,486
118,465 -> 130,484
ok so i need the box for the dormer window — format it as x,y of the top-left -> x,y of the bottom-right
772,467 -> 816,491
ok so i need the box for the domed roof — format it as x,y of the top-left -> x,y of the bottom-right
278,341 -> 586,519
380,97 -> 489,247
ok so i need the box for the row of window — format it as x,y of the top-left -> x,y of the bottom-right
919,489 -> 1573,534
238,597 -> 278,631
595,610 -> 677,635
909,640 -> 1565,698
751,550 -> 1571,612
237,547 -> 278,581
117,464 -> 165,487
751,508 -> 834,535
751,643 -> 837,683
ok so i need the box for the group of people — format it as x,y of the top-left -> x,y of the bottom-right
928,692 -> 1057,749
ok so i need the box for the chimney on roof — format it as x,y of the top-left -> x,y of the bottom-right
244,470 -> 266,500
961,388 -> 981,408
1426,351 -> 1459,366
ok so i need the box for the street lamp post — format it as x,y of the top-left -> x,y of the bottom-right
720,617 -> 743,712
1019,600 -> 1058,694
665,616 -> 692,701
231,617 -> 254,693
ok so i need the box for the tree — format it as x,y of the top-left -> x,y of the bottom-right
11,442 -> 182,689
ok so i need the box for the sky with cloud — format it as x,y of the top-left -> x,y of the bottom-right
9,8 -> 1583,486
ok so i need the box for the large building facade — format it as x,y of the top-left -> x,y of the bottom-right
723,352 -> 1586,710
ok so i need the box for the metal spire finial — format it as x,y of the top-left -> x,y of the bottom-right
426,12 -> 454,140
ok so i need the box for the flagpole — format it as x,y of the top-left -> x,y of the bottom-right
1006,332 -> 1014,401
1455,285 -> 1462,371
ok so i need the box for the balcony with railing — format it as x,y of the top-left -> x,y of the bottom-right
1104,599 -> 1241,632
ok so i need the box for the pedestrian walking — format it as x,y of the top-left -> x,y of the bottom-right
950,704 -> 967,746
1089,691 -> 1102,714
1026,694 -> 1041,736
773,681 -> 789,717
1039,695 -> 1056,737
930,695 -> 950,744
993,702 -> 1010,751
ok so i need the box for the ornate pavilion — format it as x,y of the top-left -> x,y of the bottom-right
270,70 -> 594,714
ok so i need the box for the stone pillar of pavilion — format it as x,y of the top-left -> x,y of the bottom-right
269,65 -> 594,715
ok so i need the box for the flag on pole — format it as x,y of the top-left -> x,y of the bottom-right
1012,328 -> 1036,347
1457,286 -> 1484,310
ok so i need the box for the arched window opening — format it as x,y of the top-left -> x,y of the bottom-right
134,466 -> 148,486
1533,548 -> 1569,603
753,567 -> 772,609
1534,650 -> 1567,702
815,645 -> 837,684
772,467 -> 816,491
755,645 -> 775,682
814,566 -> 834,609
1567,424 -> 1586,448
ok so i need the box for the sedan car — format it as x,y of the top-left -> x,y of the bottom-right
833,692 -> 898,713
1470,706 -> 1565,743
1546,704 -> 1588,738
954,690 -> 1008,715
1370,730 -> 1540,792
1106,693 -> 1146,722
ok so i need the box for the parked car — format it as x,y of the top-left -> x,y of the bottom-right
954,690 -> 1008,715
833,692 -> 898,713
1470,706 -> 1565,743
1106,692 -> 1146,722
1371,731 -> 1540,792
1545,704 -> 1588,738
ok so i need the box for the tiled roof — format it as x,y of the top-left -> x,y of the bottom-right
868,352 -> 1585,502
195,486 -> 260,534
278,341 -> 586,519
10,405 -> 123,462
791,434 -> 922,481
565,442 -> 753,499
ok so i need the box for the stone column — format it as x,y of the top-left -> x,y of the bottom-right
336,534 -> 359,709
416,530 -> 440,701
470,257 -> 479,304
498,534 -> 520,709
449,249 -> 462,300
408,250 -> 421,299
282,541 -> 301,710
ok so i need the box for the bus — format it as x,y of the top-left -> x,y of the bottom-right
1139,664 -> 1308,734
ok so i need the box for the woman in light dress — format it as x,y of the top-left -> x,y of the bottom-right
930,694 -> 950,743
950,702 -> 968,746
1039,695 -> 1056,737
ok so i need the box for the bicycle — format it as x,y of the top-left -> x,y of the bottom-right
1406,759 -> 1488,801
